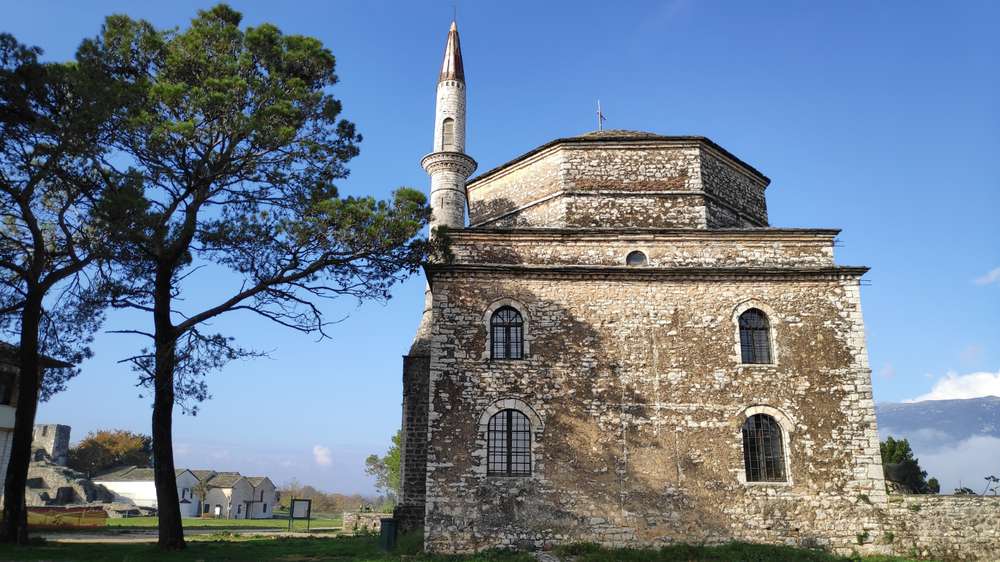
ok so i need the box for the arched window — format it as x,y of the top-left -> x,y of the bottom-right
490,306 -> 523,360
738,308 -> 772,364
442,118 -> 455,150
488,409 -> 531,476
626,250 -> 647,266
742,413 -> 786,482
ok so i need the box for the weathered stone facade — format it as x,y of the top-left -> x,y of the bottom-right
396,20 -> 1000,561
421,262 -> 885,553
467,134 -> 768,230
32,424 -> 70,466
342,511 -> 392,534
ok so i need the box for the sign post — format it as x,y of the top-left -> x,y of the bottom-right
288,498 -> 312,532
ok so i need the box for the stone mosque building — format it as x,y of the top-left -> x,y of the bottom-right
395,21 -> 1000,559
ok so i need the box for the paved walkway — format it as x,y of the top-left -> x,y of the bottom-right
39,527 -> 341,544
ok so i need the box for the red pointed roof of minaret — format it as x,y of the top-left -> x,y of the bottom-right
439,21 -> 464,83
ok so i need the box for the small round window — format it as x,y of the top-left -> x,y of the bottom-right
626,251 -> 647,266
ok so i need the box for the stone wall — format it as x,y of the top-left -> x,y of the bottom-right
422,267 -> 884,554
448,230 -> 837,268
32,424 -> 70,466
394,354 -> 430,532
563,194 -> 707,229
468,148 -> 564,227
342,511 -> 392,534
701,149 -> 768,226
467,137 -> 768,230
26,459 -> 113,506
881,495 -> 1000,560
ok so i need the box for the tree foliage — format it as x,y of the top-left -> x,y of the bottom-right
927,477 -> 940,494
278,479 -> 379,515
880,437 -> 938,494
0,32 -> 123,544
0,33 -> 117,397
67,429 -> 152,477
78,4 -> 436,548
364,430 -> 401,506
983,475 -> 999,496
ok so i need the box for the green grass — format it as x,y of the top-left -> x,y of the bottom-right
0,535 -> 931,562
554,542 -> 926,562
105,516 -> 343,529
0,535 -> 532,561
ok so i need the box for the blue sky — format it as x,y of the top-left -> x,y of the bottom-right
4,1 -> 997,494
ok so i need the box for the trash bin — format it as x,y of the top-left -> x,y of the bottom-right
379,518 -> 397,551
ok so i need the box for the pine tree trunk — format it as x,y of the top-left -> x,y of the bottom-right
152,267 -> 184,550
0,293 -> 43,545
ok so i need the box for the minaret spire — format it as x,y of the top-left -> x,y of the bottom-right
422,19 -> 476,231
411,20 -> 477,354
439,21 -> 465,83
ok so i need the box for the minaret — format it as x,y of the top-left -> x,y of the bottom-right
421,20 -> 477,232
410,20 -> 477,353
397,21 -> 476,533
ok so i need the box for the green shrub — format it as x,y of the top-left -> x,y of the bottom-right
395,528 -> 424,555
555,542 -> 603,555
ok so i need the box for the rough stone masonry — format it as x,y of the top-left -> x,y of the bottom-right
395,21 -> 1000,560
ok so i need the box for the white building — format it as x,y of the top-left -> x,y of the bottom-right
0,343 -> 72,500
94,467 -> 202,517
245,476 -> 277,519
201,472 -> 253,519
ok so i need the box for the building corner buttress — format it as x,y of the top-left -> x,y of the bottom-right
396,19 -> 476,533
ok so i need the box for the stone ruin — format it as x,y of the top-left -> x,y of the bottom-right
24,424 -> 153,517
26,449 -> 113,507
32,424 -> 70,467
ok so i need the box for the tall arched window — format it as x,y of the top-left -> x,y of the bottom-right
490,306 -> 523,360
738,308 -> 772,364
742,413 -> 786,482
488,409 -> 531,476
441,118 -> 455,150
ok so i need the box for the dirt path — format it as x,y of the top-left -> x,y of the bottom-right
39,527 -> 341,544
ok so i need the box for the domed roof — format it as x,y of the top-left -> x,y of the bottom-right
577,129 -> 662,139
469,131 -> 768,186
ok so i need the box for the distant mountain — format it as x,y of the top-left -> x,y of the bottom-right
875,396 -> 1000,494
877,395 -> 1000,443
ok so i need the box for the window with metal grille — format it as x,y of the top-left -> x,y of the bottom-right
490,306 -> 524,360
738,308 -> 772,364
442,118 -> 455,150
487,409 -> 531,476
626,250 -> 647,266
742,413 -> 786,482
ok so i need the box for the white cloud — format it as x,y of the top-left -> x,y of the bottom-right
974,267 -> 1000,286
911,369 -> 1000,401
312,445 -> 333,467
919,435 -> 1000,494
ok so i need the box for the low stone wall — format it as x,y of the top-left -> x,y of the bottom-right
342,512 -> 392,535
881,495 -> 1000,560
